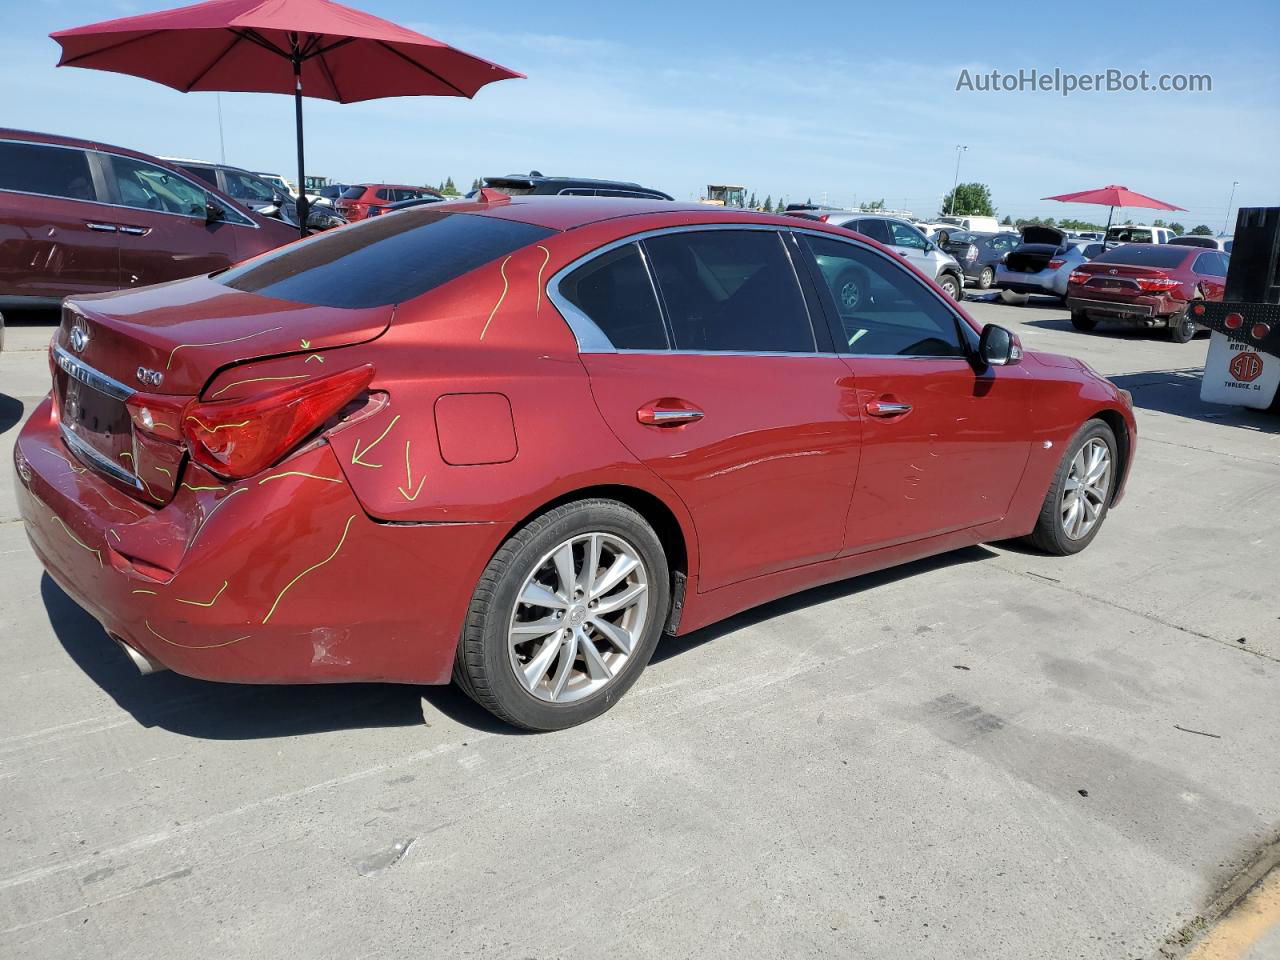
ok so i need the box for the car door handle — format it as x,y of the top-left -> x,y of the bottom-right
865,399 -> 912,417
118,226 -> 148,236
637,401 -> 705,427
85,222 -> 118,232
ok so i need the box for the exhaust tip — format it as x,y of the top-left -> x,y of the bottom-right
110,634 -> 167,675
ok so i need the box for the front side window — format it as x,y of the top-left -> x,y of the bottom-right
889,221 -> 928,250
644,230 -> 815,353
108,155 -> 207,216
559,243 -> 668,349
219,209 -> 554,308
801,234 -> 967,357
0,141 -> 95,201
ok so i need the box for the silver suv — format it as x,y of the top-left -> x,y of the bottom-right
787,210 -> 965,300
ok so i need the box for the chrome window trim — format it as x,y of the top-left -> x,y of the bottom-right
546,223 -> 821,356
53,344 -> 136,401
0,137 -> 258,229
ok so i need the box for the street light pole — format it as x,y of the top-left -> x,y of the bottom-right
947,145 -> 968,216
1222,180 -> 1239,236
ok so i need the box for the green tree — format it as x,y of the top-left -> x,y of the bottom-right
860,198 -> 886,212
442,176 -> 458,196
762,195 -> 773,213
1001,215 -> 1013,225
471,178 -> 482,192
1169,222 -> 1185,235
940,182 -> 995,217
748,192 -> 757,210
1189,224 -> 1214,235
1153,219 -> 1167,228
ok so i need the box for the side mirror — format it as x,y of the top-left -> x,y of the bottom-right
979,323 -> 1023,366
205,200 -> 226,224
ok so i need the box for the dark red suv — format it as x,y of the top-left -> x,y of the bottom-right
0,129 -> 298,309
335,184 -> 443,221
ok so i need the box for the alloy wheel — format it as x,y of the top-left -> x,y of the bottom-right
507,532 -> 649,703
1060,438 -> 1111,540
839,278 -> 862,311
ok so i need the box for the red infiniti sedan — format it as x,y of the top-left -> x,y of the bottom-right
14,196 -> 1136,730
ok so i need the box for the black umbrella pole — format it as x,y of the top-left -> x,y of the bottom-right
293,55 -> 308,238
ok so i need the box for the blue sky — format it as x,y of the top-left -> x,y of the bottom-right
7,0 -> 1279,227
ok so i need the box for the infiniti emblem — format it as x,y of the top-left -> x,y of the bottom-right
1108,269 -> 1118,275
69,325 -> 90,352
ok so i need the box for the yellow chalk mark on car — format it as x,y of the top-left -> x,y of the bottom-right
478,255 -> 512,341
109,529 -> 122,542
185,416 -> 251,433
535,245 -> 551,312
305,354 -> 325,364
181,482 -> 224,492
176,579 -> 229,608
209,374 -> 309,400
300,338 -> 311,350
145,620 -> 250,650
262,514 -> 357,624
166,326 -> 284,370
47,448 -> 88,474
259,471 -> 341,485
131,588 -> 158,595
397,440 -> 426,501
119,452 -> 133,461
351,414 -> 400,468
154,466 -> 172,478
188,487 -> 247,547
50,515 -> 102,567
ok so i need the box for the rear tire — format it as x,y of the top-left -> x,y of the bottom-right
1167,304 -> 1197,343
1024,420 -> 1118,556
1070,310 -> 1097,332
454,499 -> 670,731
937,273 -> 962,301
976,266 -> 995,289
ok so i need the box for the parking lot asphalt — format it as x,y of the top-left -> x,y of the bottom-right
2,297 -> 1278,960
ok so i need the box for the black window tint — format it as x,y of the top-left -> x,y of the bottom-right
1195,252 -> 1227,277
375,189 -> 393,201
802,235 -> 966,357
340,186 -> 365,199
851,218 -> 892,245
218,210 -> 554,308
179,164 -> 219,187
1094,245 -> 1191,269
560,243 -> 667,349
108,155 -> 207,215
0,142 -> 95,201
644,230 -> 814,353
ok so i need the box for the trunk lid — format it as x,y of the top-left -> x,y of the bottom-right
54,276 -> 390,503
1019,225 -> 1067,247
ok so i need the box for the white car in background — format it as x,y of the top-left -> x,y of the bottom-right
936,214 -> 1002,234
1106,224 -> 1175,244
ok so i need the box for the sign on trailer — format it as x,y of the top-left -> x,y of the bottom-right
1201,332 -> 1280,408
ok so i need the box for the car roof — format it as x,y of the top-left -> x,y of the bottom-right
439,195 -> 825,233
487,173 -> 650,189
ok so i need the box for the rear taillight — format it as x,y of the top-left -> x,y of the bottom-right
1068,270 -> 1091,285
182,365 -> 374,479
964,244 -> 978,260
126,393 -> 190,442
1047,258 -> 1066,270
1135,277 -> 1180,292
819,214 -> 831,222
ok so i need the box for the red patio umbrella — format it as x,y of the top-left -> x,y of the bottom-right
1041,185 -> 1186,241
51,0 -> 523,235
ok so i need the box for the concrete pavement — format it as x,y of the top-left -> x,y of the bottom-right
1,298 -> 1277,959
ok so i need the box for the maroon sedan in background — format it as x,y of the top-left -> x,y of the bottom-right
0,128 -> 298,309
1066,243 -> 1229,343
335,183 -> 443,221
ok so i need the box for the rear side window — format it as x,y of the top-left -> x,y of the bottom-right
1194,252 -> 1228,277
801,234 -> 966,357
0,141 -> 96,201
1093,245 -> 1191,269
218,209 -> 554,308
644,230 -> 815,353
340,186 -> 366,199
850,218 -> 892,245
559,243 -> 668,349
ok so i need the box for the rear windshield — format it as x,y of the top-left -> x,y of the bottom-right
340,186 -> 366,199
946,232 -> 976,245
217,210 -> 554,308
1093,245 -> 1191,269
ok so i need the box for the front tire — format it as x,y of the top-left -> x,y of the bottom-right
454,499 -> 670,731
1024,420 -> 1118,556
937,273 -> 962,301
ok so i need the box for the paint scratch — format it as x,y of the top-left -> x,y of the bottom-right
176,580 -> 228,608
50,516 -> 102,567
166,327 -> 284,370
210,374 -> 308,400
259,471 -> 342,485
145,620 -> 250,650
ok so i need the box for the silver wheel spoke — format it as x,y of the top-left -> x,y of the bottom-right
577,533 -> 602,596
549,633 -> 578,700
593,582 -> 646,616
552,544 -> 577,601
592,554 -> 638,599
523,634 -> 562,690
589,616 -> 634,656
577,629 -> 613,681
510,616 -> 563,639
520,581 -> 567,610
